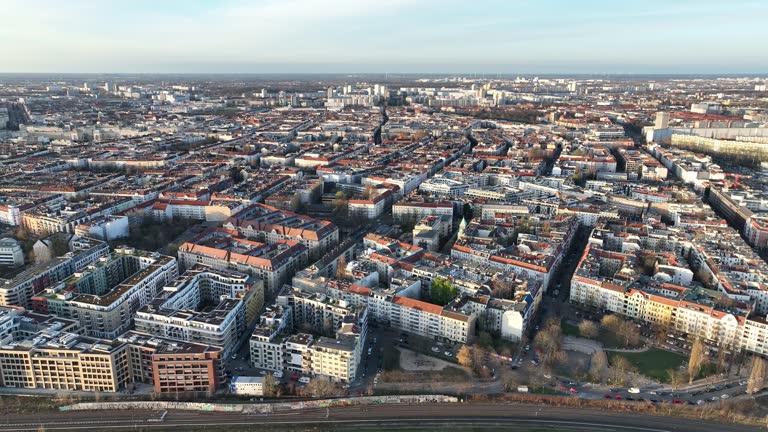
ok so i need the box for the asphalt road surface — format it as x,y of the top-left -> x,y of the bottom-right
0,403 -> 761,431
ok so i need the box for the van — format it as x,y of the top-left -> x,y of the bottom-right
628,387 -> 640,394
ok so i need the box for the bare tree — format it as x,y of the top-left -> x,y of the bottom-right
578,320 -> 598,339
609,356 -> 636,386
304,377 -> 339,398
457,345 -> 473,369
336,255 -> 347,280
263,375 -> 278,397
667,368 -> 687,390
617,321 -> 640,347
600,314 -> 622,331
687,339 -> 707,384
589,351 -> 608,383
503,375 -> 520,391
747,356 -> 767,394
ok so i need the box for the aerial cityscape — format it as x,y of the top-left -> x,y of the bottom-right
2,2 -> 768,432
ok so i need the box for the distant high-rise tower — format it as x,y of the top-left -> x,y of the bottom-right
261,88 -> 268,98
327,87 -> 334,99
654,112 -> 670,129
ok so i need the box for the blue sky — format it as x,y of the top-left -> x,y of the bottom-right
1,0 -> 766,74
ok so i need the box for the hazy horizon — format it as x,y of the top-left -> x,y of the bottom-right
2,0 -> 767,75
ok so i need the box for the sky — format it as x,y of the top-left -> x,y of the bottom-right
1,0 -> 767,74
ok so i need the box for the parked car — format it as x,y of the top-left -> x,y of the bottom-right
444,351 -> 453,357
628,387 -> 640,394
431,346 -> 440,352
298,377 -> 311,384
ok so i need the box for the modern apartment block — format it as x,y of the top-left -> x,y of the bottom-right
325,281 -> 476,344
0,318 -> 222,394
0,238 -> 24,268
249,288 -> 367,382
0,237 -> 109,308
223,203 -> 338,261
178,228 -> 308,294
53,248 -> 179,339
134,265 -> 263,358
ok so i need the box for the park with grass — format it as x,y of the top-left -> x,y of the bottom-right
608,349 -> 686,382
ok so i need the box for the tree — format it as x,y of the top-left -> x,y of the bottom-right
429,278 -> 458,306
667,368 -> 687,390
263,375 -> 278,397
229,167 -> 245,184
600,314 -> 622,331
578,320 -> 598,339
491,278 -> 515,300
457,345 -> 473,369
462,203 -> 473,223
747,356 -> 767,394
504,375 -> 520,391
534,318 -> 564,366
609,356 -> 636,386
589,351 -> 608,383
477,331 -> 494,350
304,377 -> 339,398
617,321 -> 640,347
470,344 -> 486,375
333,191 -> 348,217
336,255 -> 347,280
687,339 -> 707,384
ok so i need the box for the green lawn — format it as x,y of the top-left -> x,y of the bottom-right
608,349 -> 685,382
561,321 -> 580,337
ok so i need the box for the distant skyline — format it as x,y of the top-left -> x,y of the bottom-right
2,0 -> 767,74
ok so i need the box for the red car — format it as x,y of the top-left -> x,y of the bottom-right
614,395 -> 623,400
672,399 -> 682,404
559,386 -> 567,391
604,394 -> 612,399
569,388 -> 578,394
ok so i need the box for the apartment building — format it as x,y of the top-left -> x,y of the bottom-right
134,266 -> 262,358
179,229 -> 308,295
0,237 -> 109,308
249,288 -> 367,382
223,204 -> 338,261
392,200 -> 453,223
0,238 -> 24,268
119,331 -> 223,395
66,251 -> 179,339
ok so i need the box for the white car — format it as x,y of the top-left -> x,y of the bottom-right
273,371 -> 283,378
628,387 -> 640,394
720,394 -> 730,399
259,370 -> 267,375
431,346 -> 440,352
298,377 -> 311,384
444,351 -> 453,357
